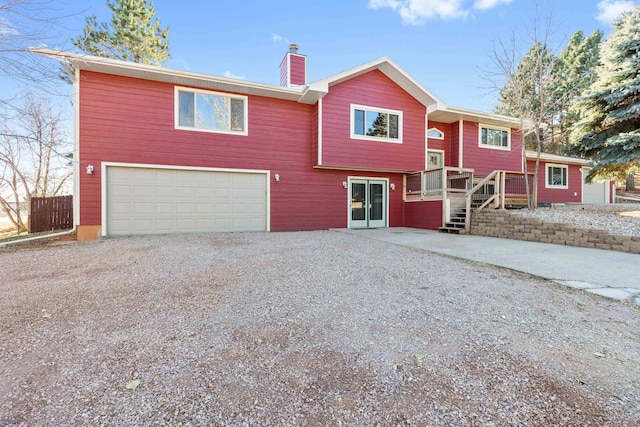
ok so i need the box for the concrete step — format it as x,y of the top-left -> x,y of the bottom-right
439,226 -> 467,235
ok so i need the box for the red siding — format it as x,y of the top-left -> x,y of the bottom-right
427,121 -> 453,167
404,200 -> 443,230
462,122 -> 522,176
289,54 -> 306,86
321,70 -> 426,172
78,71 -> 404,231
450,121 -> 460,168
528,160 -> 583,204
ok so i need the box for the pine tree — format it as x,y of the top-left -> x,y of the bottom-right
72,0 -> 170,66
570,7 -> 640,181
367,113 -> 389,138
494,41 -> 556,151
548,30 -> 603,153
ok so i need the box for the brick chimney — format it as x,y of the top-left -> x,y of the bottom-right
280,44 -> 306,87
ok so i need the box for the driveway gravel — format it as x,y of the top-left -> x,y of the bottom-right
1,231 -> 639,426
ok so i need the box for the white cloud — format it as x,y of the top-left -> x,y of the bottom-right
0,17 -> 18,36
473,0 -> 512,11
369,0 -> 510,24
595,0 -> 638,25
223,70 -> 245,80
272,33 -> 291,45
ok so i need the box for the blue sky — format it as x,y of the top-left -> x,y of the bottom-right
5,0 -> 640,113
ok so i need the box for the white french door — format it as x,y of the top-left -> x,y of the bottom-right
349,179 -> 387,228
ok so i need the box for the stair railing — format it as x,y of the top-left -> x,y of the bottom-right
464,170 -> 502,232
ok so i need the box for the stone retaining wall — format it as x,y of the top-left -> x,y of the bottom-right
470,209 -> 640,254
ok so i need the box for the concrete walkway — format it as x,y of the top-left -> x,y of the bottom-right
336,227 -> 640,305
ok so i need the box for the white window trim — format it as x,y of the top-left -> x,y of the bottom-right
545,163 -> 569,189
426,149 -> 445,170
427,127 -> 444,140
478,123 -> 511,151
350,103 -> 403,144
174,86 -> 248,136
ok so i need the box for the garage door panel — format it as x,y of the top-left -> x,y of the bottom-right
107,166 -> 267,235
175,170 -> 196,184
155,219 -> 175,231
196,187 -> 212,198
110,202 -> 132,215
155,202 -> 174,214
176,186 -> 195,198
133,202 -> 154,214
132,168 -> 154,183
196,203 -> 213,214
133,184 -> 155,198
156,185 -> 176,198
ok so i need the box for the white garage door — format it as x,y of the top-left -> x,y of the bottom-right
106,166 -> 267,236
583,181 -> 607,204
582,167 -> 609,204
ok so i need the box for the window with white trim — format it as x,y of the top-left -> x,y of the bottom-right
546,164 -> 568,189
175,87 -> 247,135
479,124 -> 510,150
427,150 -> 444,170
351,104 -> 402,143
427,128 -> 444,139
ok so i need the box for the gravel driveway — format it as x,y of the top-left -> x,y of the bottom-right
1,231 -> 639,426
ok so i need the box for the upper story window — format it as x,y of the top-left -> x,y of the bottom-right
175,87 -> 248,135
427,128 -> 444,139
479,124 -> 510,150
546,164 -> 568,189
351,104 -> 402,143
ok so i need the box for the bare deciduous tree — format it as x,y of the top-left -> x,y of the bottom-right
481,13 -> 567,209
0,0 -> 72,97
0,93 -> 71,232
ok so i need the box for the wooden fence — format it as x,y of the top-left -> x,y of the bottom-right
29,195 -> 73,233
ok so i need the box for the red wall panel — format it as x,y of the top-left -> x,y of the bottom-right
462,121 -> 522,176
450,121 -> 460,168
404,200 -> 443,230
528,160 -> 583,204
426,120 -> 452,167
289,54 -> 306,86
78,71 -> 404,231
321,70 -> 426,172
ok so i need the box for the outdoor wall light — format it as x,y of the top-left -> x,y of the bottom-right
274,173 -> 280,182
342,181 -> 348,189
86,164 -> 94,174
390,183 -> 396,190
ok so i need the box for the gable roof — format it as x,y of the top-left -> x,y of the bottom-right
301,56 -> 445,108
31,47 -> 313,103
31,47 -> 520,128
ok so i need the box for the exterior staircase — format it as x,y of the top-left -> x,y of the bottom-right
438,207 -> 468,234
438,195 -> 485,235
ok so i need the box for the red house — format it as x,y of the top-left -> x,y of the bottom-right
34,46 -> 595,240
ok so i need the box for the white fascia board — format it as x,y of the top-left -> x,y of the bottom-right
30,47 -> 320,103
308,56 -> 444,108
431,105 -> 520,128
525,150 -> 588,165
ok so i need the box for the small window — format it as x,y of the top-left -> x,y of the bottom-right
175,87 -> 247,135
546,164 -> 568,188
351,104 -> 402,143
427,128 -> 444,139
479,124 -> 510,150
427,150 -> 444,170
